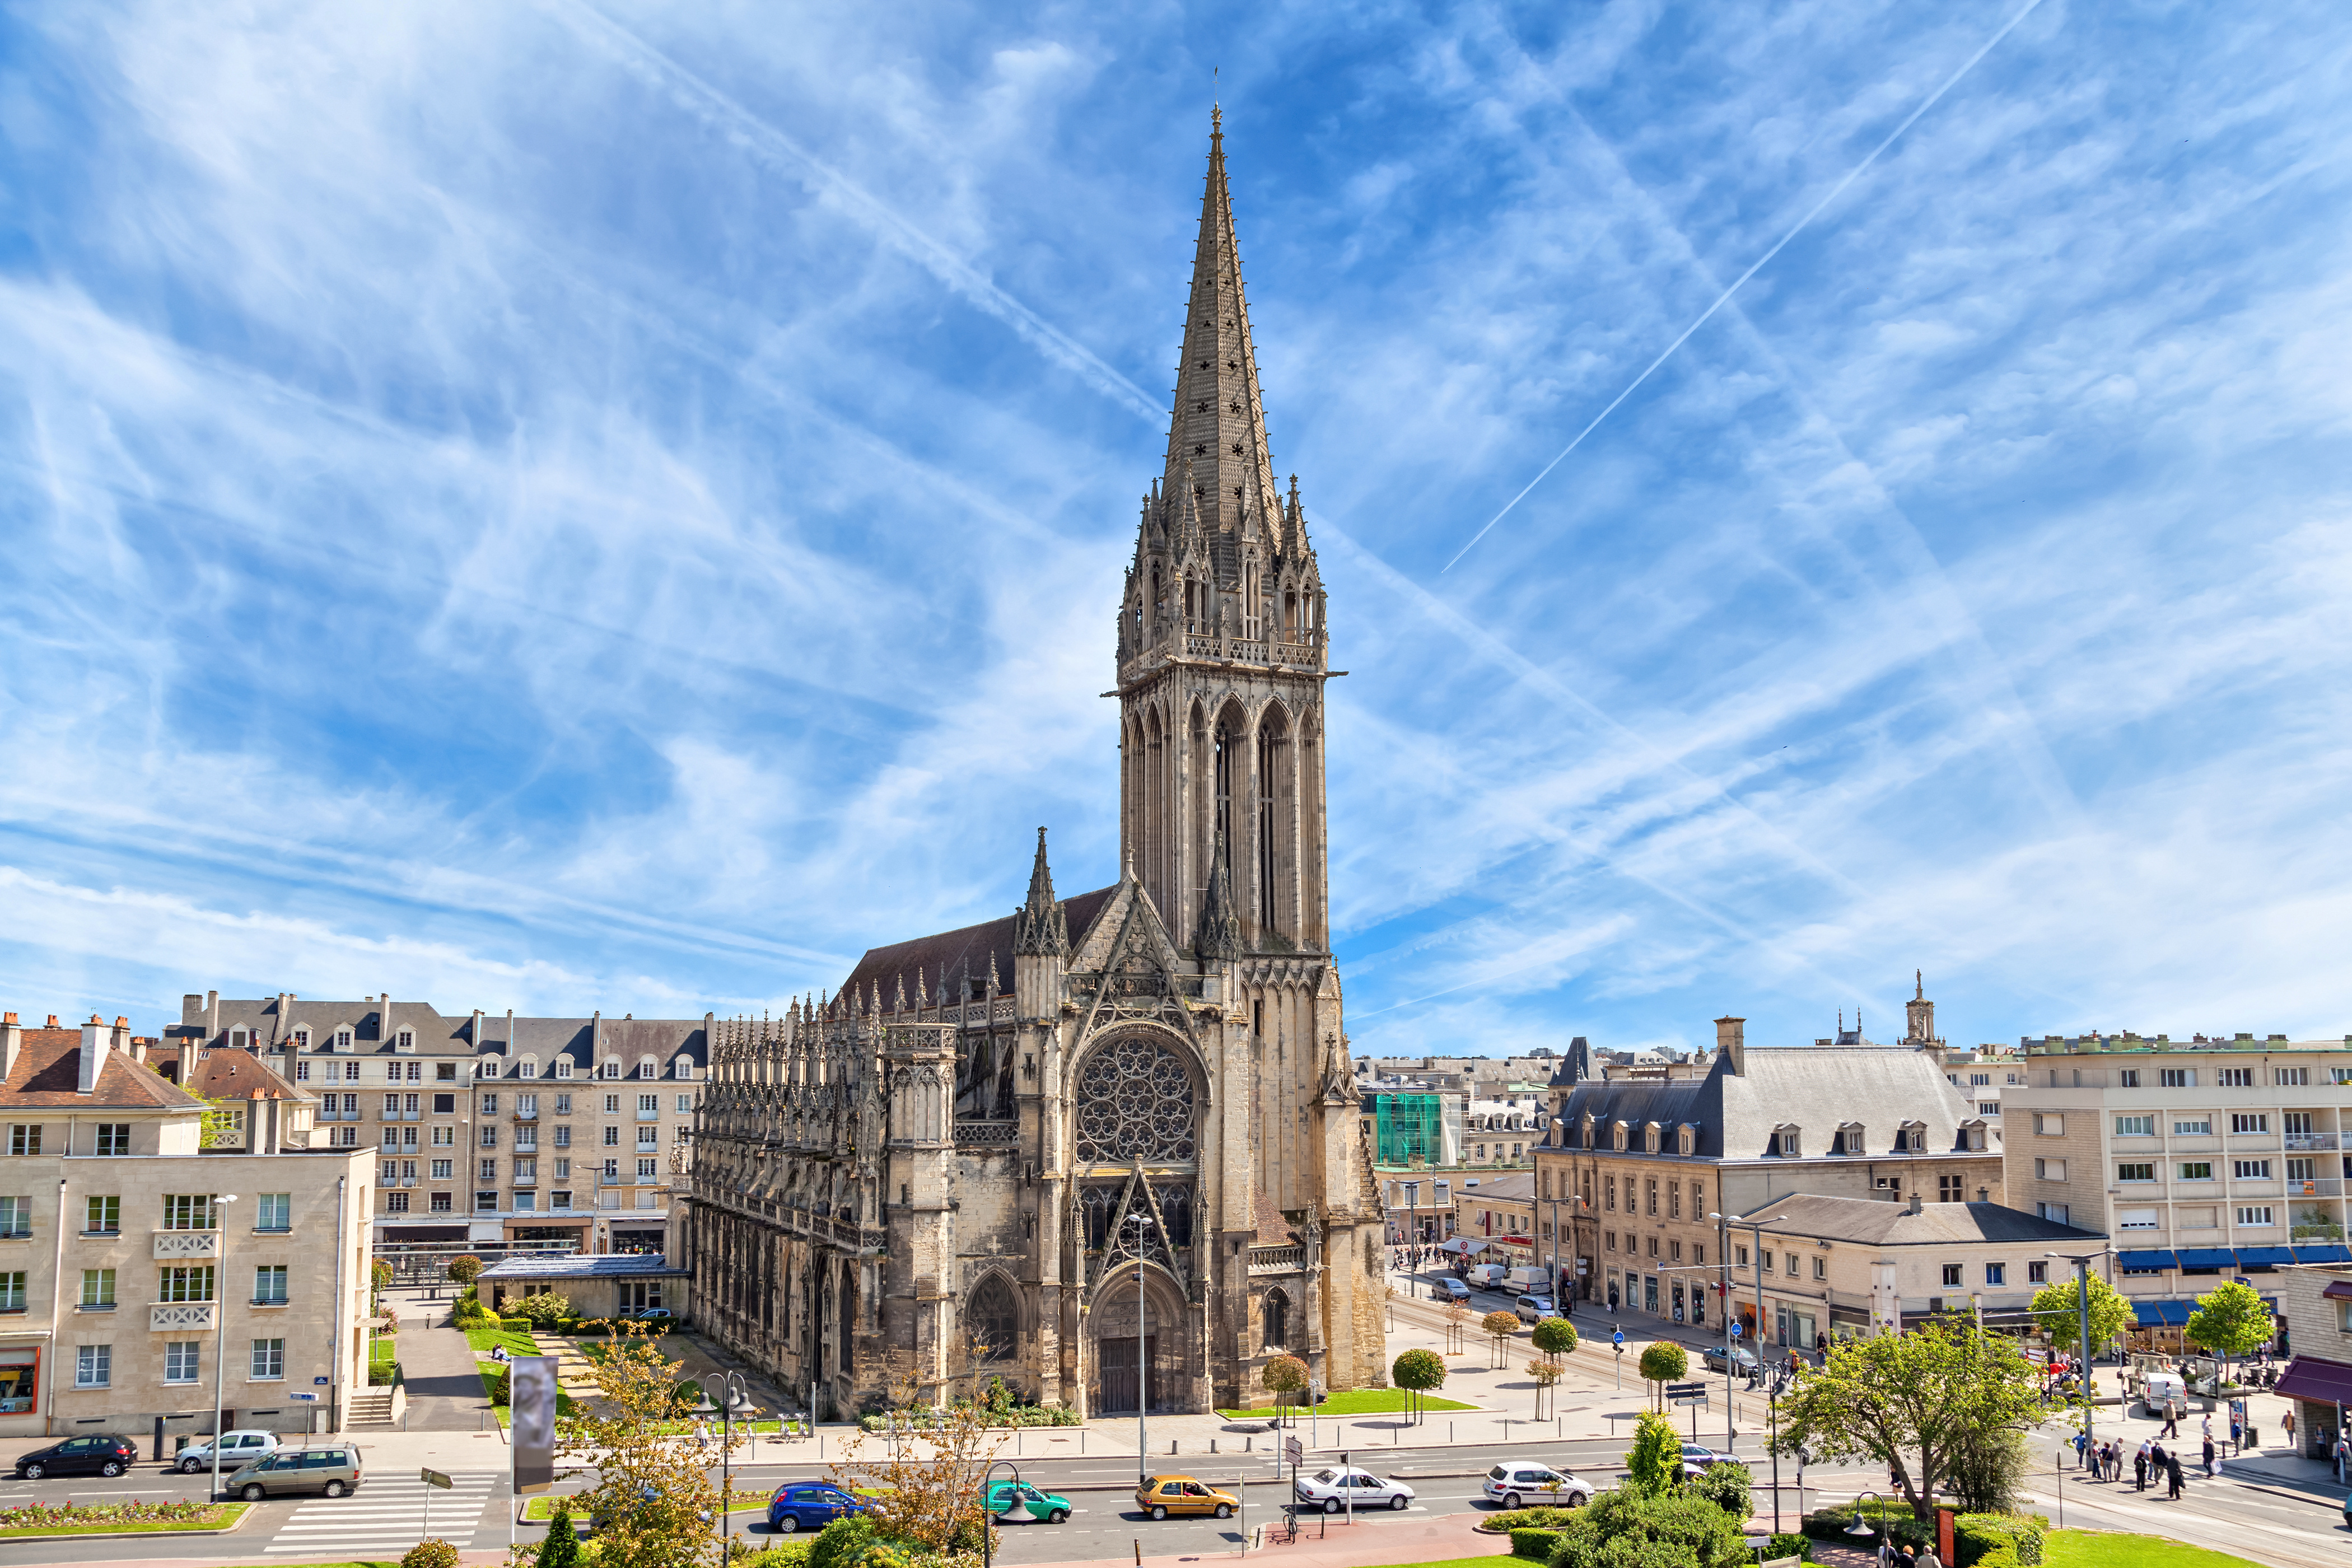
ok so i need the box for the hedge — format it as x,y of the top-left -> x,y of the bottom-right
1953,1513 -> 2045,1567
1802,1501 -> 1931,1552
1508,1528 -> 1561,1560
1766,1533 -> 1811,1561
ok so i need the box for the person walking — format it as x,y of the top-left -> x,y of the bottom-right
2229,1410 -> 2243,1454
1917,1543 -> 1944,1568
2134,1438 -> 2150,1491
2159,1401 -> 2180,1439
2166,1449 -> 2185,1500
2283,1407 -> 2298,1449
2074,1430 -> 2089,1470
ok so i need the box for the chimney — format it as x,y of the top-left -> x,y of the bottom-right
205,991 -> 218,1039
1907,1190 -> 1922,1215
1714,1016 -> 1746,1076
79,1012 -> 108,1094
110,1015 -> 132,1055
0,1014 -> 20,1082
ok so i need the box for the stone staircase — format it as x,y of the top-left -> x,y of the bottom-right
347,1387 -> 397,1425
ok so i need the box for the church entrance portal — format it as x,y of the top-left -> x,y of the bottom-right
1097,1337 -> 1158,1414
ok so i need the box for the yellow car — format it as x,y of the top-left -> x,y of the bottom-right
1135,1474 -> 1238,1520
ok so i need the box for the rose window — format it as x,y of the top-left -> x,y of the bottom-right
1075,1035 -> 1197,1164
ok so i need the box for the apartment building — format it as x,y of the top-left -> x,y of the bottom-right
2001,1032 -> 2352,1326
0,1015 -> 372,1440
1939,1046 -> 2026,1126
1733,1193 -> 2104,1350
1463,1095 -> 1546,1166
1450,1171 -> 1538,1261
175,994 -> 708,1256
1534,1020 -> 2000,1341
1361,1090 -> 1462,1168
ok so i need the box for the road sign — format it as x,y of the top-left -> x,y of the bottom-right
1665,1380 -> 1709,1406
1284,1437 -> 1303,1467
420,1468 -> 454,1490
1728,1321 -> 1742,1338
1612,1330 -> 1625,1349
290,1392 -> 318,1402
315,1376 -> 330,1385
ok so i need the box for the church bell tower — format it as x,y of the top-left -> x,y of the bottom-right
1116,109 -> 1331,959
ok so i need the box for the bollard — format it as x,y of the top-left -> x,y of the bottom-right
1212,1439 -> 1219,1454
1171,1440 -> 1179,1455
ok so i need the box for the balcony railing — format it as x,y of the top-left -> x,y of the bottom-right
2292,1178 -> 2344,1197
151,1301 -> 216,1331
2288,1133 -> 2341,1152
1248,1245 -> 1304,1273
636,1109 -> 661,1122
153,1230 -> 221,1261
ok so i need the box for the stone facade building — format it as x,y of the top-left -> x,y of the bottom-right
685,116 -> 1384,1421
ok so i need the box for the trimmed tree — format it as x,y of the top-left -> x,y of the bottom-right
1529,1317 -> 1578,1421
1482,1310 -> 1520,1369
539,1506 -> 582,1568
2186,1280 -> 2275,1386
1392,1347 -> 1446,1426
1547,1487 -> 1748,1568
1638,1341 -> 1688,1411
559,1321 -> 741,1568
447,1254 -> 483,1289
2028,1271 -> 2134,1368
1262,1354 -> 1310,1426
512,1291 -> 573,1328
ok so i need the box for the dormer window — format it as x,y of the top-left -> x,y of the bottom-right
1776,1125 -> 1800,1158
1676,1123 -> 1698,1157
333,1028 -> 354,1053
1612,1120 -> 1630,1152
554,1057 -> 574,1080
672,1059 -> 696,1081
519,1057 -> 538,1080
1579,1113 -> 1597,1150
290,1028 -> 310,1049
1961,1119 -> 1989,1152
1642,1122 -> 1662,1154
1837,1123 -> 1866,1155
1893,1120 -> 1927,1152
637,1058 -> 657,1080
229,1028 -> 251,1050
601,1059 -> 621,1080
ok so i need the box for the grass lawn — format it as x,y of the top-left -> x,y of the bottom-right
2040,1530 -> 2267,1567
0,1502 -> 249,1538
1217,1389 -> 1478,1418
464,1324 -> 542,1357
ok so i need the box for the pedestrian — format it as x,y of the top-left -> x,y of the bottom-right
2201,1413 -> 2213,1446
2230,1411 -> 2242,1453
1917,1543 -> 1944,1568
2159,1401 -> 2180,1439
2134,1439 -> 2149,1491
2073,1430 -> 2089,1469
2283,1407 -> 2297,1448
1896,1543 -> 1917,1568
2166,1450 -> 2185,1499
2202,1434 -> 2216,1477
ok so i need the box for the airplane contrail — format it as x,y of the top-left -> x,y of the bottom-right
1441,0 -> 2050,573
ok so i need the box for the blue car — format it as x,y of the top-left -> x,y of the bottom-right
768,1481 -> 867,1534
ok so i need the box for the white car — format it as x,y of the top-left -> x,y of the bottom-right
1294,1466 -> 1415,1514
1482,1462 -> 1594,1510
176,1430 -> 279,1473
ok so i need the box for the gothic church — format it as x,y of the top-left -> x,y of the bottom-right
687,115 -> 1385,1418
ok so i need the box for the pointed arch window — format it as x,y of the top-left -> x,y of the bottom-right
967,1275 -> 1017,1362
1075,1035 -> 1197,1165
1261,1286 -> 1291,1350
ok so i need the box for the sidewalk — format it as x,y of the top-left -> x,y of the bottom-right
393,1292 -> 501,1434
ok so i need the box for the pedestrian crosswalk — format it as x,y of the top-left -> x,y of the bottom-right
263,1471 -> 500,1554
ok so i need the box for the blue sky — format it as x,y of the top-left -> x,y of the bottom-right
4,2 -> 2350,1057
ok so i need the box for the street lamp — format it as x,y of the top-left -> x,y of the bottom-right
210,1193 -> 240,1501
980,1459 -> 1023,1568
1845,1490 -> 1888,1558
1712,1210 -> 1786,1528
2045,1249 -> 2115,1470
697,1370 -> 750,1550
1123,1213 -> 1154,1485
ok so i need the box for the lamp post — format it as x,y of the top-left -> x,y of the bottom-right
1124,1213 -> 1154,1485
2045,1249 -> 2113,1470
698,1370 -> 749,1551
1844,1489 -> 1888,1560
1712,1210 -> 1785,1525
980,1459 -> 1023,1568
210,1193 -> 240,1501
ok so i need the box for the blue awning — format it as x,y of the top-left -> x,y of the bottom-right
2177,1248 -> 2237,1268
2295,1244 -> 2352,1263
2116,1249 -> 2178,1271
2236,1246 -> 2297,1267
2134,1300 -> 2193,1326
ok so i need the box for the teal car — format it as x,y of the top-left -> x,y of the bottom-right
982,1479 -> 1072,1524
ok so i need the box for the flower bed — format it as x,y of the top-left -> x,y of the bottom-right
0,1499 -> 247,1538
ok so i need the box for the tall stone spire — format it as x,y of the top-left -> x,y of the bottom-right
1012,827 -> 1070,956
1195,825 -> 1243,960
1162,106 -> 1285,557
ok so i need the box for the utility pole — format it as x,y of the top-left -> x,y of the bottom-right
2046,1249 -> 2113,1470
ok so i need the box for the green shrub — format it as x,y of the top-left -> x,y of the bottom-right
1953,1513 -> 2046,1566
1545,1487 -> 1747,1568
540,1507 -> 581,1568
401,1542 -> 461,1568
1486,1505 -> 1582,1530
1975,1548 -> 2021,1568
1802,1502 -> 1929,1551
482,1364 -> 510,1406
1690,1458 -> 1751,1518
808,1514 -> 877,1568
1510,1527 -> 1563,1559
1766,1532 -> 1811,1561
727,1545 -> 812,1568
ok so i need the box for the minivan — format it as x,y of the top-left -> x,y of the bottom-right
225,1445 -> 363,1500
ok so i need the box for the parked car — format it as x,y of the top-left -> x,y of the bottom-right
1436,1277 -> 1472,1303
1514,1294 -> 1555,1323
224,1445 -> 363,1501
1294,1465 -> 1415,1514
16,1434 -> 138,1480
1678,1443 -> 1725,1479
982,1479 -> 1072,1523
1135,1475 -> 1237,1520
175,1430 -> 277,1474
624,1307 -> 674,1322
768,1481 -> 867,1533
1700,1345 -> 1757,1375
1481,1462 -> 1594,1510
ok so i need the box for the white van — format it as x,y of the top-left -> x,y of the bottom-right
2138,1371 -> 2188,1417
1503,1266 -> 1550,1294
1466,1262 -> 1508,1289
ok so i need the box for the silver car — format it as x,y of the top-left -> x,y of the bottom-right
176,1429 -> 278,1474
1482,1462 -> 1594,1510
1294,1465 -> 1415,1514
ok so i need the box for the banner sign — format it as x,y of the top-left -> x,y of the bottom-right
511,1356 -> 559,1495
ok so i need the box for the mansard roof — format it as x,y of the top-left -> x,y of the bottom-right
1748,1193 -> 2104,1247
841,885 -> 1119,999
0,1026 -> 201,1109
1556,1044 -> 1977,1160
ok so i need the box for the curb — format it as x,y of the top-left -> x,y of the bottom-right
0,1500 -> 253,1544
